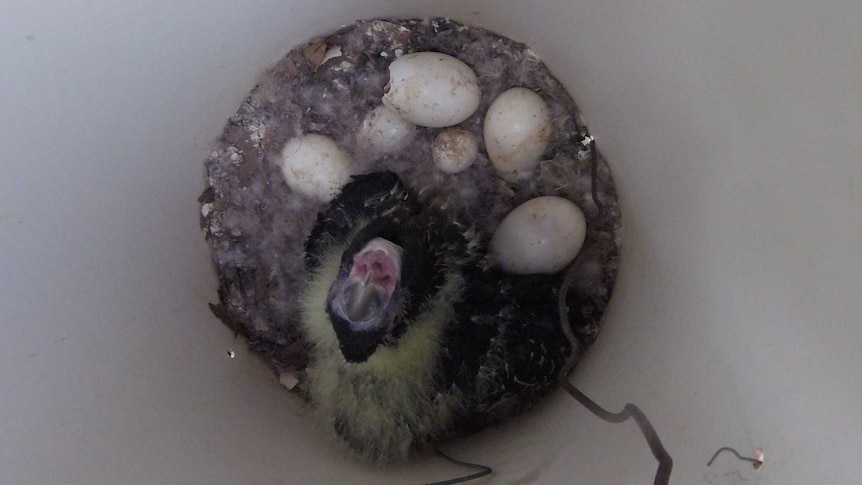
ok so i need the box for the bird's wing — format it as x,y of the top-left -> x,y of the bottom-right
441,269 -> 580,430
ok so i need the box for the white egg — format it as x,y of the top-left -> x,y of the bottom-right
432,128 -> 478,174
490,196 -> 586,275
279,134 -> 353,202
484,87 -> 552,180
355,105 -> 417,158
382,52 -> 481,128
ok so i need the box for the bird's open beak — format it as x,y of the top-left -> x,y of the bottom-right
335,237 -> 402,331
342,274 -> 389,323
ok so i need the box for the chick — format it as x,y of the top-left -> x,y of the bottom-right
299,171 -> 579,461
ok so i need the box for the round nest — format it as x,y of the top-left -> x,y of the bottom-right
200,16 -> 622,437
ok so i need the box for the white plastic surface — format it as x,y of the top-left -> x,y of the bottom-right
1,1 -> 860,484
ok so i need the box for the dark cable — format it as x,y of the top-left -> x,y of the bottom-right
557,263 -> 673,484
424,449 -> 493,485
707,447 -> 763,468
557,147 -> 673,483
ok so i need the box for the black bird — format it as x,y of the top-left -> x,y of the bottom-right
299,171 -> 579,461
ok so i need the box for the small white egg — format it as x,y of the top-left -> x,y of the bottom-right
382,52 -> 481,128
279,134 -> 353,202
355,105 -> 417,158
490,196 -> 586,275
432,128 -> 479,174
484,87 -> 552,180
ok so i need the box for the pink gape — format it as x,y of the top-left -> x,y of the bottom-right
351,249 -> 399,294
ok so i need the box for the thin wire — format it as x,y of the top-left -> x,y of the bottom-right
707,447 -> 763,467
423,449 -> 493,485
555,140 -> 673,484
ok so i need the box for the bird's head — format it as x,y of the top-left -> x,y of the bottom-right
325,216 -> 442,363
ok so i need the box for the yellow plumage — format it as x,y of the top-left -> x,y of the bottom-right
299,230 -> 465,460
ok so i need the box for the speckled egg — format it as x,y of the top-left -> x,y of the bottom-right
382,52 -> 481,128
490,196 -> 586,275
432,128 -> 478,174
484,87 -> 552,180
278,134 -> 353,202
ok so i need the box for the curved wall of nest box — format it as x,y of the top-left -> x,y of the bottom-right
1,2 -> 860,484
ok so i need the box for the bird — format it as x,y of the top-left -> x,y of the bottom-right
298,171 -> 582,461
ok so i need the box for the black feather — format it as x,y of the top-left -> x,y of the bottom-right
304,171 -> 408,271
